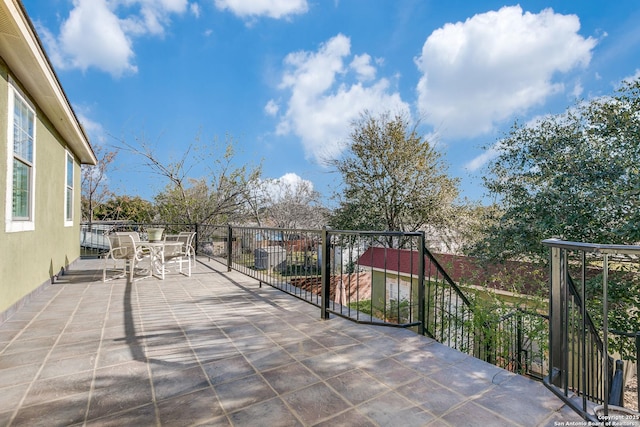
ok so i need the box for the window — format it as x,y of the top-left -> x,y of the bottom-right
386,277 -> 412,301
65,151 -> 74,225
386,277 -> 413,323
6,81 -> 36,232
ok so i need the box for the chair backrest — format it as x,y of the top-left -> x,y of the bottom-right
177,232 -> 196,253
107,234 -> 119,252
164,242 -> 183,258
108,234 -> 136,260
115,231 -> 141,242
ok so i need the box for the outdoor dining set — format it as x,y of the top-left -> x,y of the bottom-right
102,229 -> 196,282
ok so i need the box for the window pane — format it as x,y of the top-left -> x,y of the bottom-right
12,159 -> 29,218
67,155 -> 73,187
66,154 -> 74,221
66,187 -> 73,221
13,98 -> 33,162
14,126 -> 32,160
11,92 -> 35,222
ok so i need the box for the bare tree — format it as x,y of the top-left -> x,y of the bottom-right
262,176 -> 327,229
81,144 -> 117,222
114,132 -> 262,225
242,180 -> 270,227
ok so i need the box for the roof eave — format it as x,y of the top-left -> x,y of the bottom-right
0,0 -> 96,165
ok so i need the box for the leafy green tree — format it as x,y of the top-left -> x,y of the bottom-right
476,78 -> 640,359
93,195 -> 155,223
585,266 -> 640,359
435,202 -> 501,255
329,111 -> 459,233
476,77 -> 640,262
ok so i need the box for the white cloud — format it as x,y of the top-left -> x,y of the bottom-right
350,54 -> 376,81
264,99 -> 279,116
274,34 -> 410,163
214,0 -> 308,19
278,172 -> 304,186
571,81 -> 584,98
76,109 -> 108,145
120,0 -> 189,36
415,5 -> 597,139
38,0 -> 189,77
623,69 -> 640,84
54,0 -> 137,76
190,3 -> 201,18
465,145 -> 500,172
262,172 -> 313,202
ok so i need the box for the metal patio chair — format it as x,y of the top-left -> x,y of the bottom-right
164,232 -> 196,277
103,233 -> 151,282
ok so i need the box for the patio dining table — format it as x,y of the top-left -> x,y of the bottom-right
139,240 -> 184,279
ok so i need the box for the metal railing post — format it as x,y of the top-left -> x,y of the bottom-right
418,232 -> 426,336
517,312 -> 523,374
549,246 -> 564,387
636,332 -> 640,411
561,247 -> 570,396
226,224 -> 232,272
581,251 -> 588,411
194,223 -> 199,256
603,253 -> 609,415
484,321 -> 494,365
320,227 -> 330,320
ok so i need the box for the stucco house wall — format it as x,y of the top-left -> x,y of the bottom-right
0,0 -> 96,321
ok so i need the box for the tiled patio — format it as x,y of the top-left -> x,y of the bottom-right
0,257 -> 585,426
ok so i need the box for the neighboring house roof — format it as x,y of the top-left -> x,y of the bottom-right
358,247 -> 423,276
0,0 -> 96,165
358,247 -> 546,296
290,272 -> 372,305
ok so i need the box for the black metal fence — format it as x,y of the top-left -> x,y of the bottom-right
81,222 -> 557,392
486,308 -> 549,379
542,239 -> 640,422
192,224 -> 550,381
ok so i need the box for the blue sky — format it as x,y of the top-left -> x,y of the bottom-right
23,0 -> 640,205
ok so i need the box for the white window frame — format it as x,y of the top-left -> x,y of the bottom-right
5,79 -> 36,233
64,150 -> 74,226
386,277 -> 412,302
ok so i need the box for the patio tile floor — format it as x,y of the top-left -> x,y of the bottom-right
0,257 -> 586,426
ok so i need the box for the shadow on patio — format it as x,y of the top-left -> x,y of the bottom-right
0,257 -> 585,426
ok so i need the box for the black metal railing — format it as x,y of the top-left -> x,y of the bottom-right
230,226 -> 325,308
485,308 -> 549,379
542,239 -> 640,422
82,221 -> 551,387
193,224 -> 547,374
609,330 -> 640,411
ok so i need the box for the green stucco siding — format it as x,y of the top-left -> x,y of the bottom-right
0,63 -> 82,316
